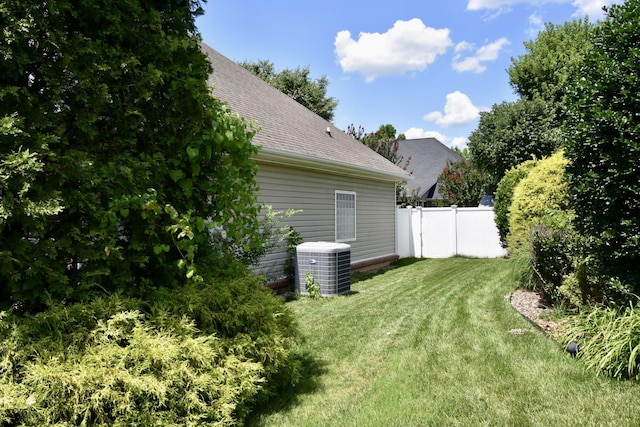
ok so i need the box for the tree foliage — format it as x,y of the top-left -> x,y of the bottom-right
240,59 -> 338,121
469,19 -> 593,190
0,115 -> 64,225
563,0 -> 640,290
468,98 -> 562,189
508,19 -> 595,105
346,123 -> 407,166
0,0 -> 260,309
436,159 -> 490,207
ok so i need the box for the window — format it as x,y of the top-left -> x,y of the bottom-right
335,191 -> 356,242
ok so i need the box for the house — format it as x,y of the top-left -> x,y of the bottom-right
202,44 -> 411,287
396,138 -> 462,206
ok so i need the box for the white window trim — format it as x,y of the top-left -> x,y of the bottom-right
335,190 -> 356,242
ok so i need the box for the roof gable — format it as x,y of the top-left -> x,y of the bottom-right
397,138 -> 462,199
202,43 -> 409,182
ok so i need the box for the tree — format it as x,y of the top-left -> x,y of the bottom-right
0,0 -> 261,309
240,60 -> 338,121
468,19 -> 594,190
0,114 -> 64,226
346,123 -> 407,166
436,159 -> 490,207
452,146 -> 470,160
468,98 -> 562,189
508,19 -> 595,106
563,0 -> 640,290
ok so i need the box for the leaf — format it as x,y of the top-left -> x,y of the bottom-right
178,178 -> 192,192
153,244 -> 170,255
186,146 -> 199,160
120,209 -> 129,218
169,169 -> 185,182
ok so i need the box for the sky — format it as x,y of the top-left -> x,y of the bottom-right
195,0 -> 621,149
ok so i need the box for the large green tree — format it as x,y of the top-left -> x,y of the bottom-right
508,19 -> 595,105
0,0 -> 260,309
563,0 -> 640,290
240,59 -> 338,121
468,97 -> 562,189
469,19 -> 594,189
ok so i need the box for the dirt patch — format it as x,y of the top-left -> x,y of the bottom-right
510,289 -> 558,335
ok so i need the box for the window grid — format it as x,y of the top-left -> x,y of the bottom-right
335,191 -> 356,242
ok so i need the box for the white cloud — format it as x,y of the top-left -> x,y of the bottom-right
466,0 -> 621,18
571,0 -> 618,17
402,128 -> 469,149
527,13 -> 544,37
455,41 -> 475,53
334,19 -> 453,83
451,137 -> 469,149
452,38 -> 510,73
423,91 -> 483,128
467,0 -> 570,10
404,128 -> 448,140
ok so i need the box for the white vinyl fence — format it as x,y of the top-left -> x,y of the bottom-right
396,206 -> 507,259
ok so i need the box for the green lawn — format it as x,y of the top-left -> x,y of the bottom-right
252,258 -> 640,426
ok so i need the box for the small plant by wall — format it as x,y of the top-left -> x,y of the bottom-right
305,272 -> 321,299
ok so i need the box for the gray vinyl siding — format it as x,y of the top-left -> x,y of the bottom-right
254,163 -> 397,281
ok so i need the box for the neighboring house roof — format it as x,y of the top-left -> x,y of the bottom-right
202,43 -> 410,182
396,138 -> 462,199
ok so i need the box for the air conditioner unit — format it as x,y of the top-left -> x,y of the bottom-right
296,242 -> 351,296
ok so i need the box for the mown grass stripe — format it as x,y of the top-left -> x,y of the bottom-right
254,258 -> 640,427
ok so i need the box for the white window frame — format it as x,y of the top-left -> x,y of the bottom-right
335,190 -> 356,242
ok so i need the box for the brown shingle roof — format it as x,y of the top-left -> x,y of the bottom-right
202,43 -> 410,182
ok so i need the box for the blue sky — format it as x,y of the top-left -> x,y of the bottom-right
195,0 -> 620,149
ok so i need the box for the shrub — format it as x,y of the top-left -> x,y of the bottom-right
151,276 -> 303,402
529,222 -> 622,308
494,159 -> 539,247
564,0 -> 640,292
507,151 -> 569,250
0,299 -> 264,426
437,159 -> 490,207
557,304 -> 640,380
529,224 -> 575,302
0,278 -> 303,425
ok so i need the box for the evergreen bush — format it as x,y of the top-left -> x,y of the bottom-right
507,151 -> 569,250
0,280 -> 302,425
563,0 -> 640,292
494,159 -> 539,247
152,277 -> 303,402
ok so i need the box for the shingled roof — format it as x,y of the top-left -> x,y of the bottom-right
397,138 -> 462,200
202,43 -> 410,182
